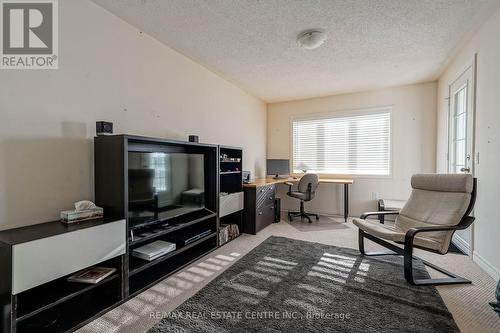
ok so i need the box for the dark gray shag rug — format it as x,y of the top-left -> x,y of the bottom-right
149,236 -> 459,333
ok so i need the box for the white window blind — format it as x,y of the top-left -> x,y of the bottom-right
292,111 -> 391,175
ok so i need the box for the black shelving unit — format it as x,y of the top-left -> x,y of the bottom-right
0,218 -> 126,333
17,280 -> 121,333
218,145 -> 244,246
94,135 -> 220,299
15,257 -> 121,322
0,135 -> 243,333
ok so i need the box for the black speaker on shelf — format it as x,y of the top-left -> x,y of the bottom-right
96,121 -> 113,136
274,198 -> 281,222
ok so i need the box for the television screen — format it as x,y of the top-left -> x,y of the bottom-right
128,151 -> 205,229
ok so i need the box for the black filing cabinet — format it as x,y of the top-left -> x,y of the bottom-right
243,184 -> 276,234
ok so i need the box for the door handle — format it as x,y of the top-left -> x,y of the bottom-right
460,167 -> 471,172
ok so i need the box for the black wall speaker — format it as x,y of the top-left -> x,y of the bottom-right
274,198 -> 281,222
188,135 -> 199,143
96,121 -> 113,136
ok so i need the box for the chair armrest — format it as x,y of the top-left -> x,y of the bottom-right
359,211 -> 400,219
404,216 -> 475,247
284,182 -> 294,186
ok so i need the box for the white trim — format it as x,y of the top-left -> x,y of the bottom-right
473,251 -> 500,282
451,234 -> 471,255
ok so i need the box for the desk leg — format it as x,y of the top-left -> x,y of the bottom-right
344,184 -> 349,222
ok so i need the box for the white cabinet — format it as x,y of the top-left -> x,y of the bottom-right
12,219 -> 126,294
219,192 -> 244,218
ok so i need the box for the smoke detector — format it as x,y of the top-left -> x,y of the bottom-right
297,29 -> 327,50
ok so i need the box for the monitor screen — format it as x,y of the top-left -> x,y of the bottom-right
266,159 -> 290,177
128,151 -> 205,228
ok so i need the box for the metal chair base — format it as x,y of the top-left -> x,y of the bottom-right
288,201 -> 319,223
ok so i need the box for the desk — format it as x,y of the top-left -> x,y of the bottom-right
243,177 -> 354,222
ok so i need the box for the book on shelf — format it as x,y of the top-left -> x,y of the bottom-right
132,240 -> 177,261
67,267 -> 116,284
219,223 -> 240,244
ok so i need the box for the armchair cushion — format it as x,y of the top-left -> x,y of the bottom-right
395,174 -> 472,254
411,173 -> 473,193
353,218 -> 402,241
357,174 -> 473,254
353,218 -> 442,252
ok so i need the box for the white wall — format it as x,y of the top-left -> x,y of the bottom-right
267,82 -> 437,217
0,0 -> 266,230
437,6 -> 500,280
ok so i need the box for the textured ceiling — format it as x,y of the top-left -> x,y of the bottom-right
92,0 -> 499,102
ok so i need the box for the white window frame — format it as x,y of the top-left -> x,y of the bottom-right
289,106 -> 393,178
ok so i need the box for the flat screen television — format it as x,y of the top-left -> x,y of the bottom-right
128,151 -> 205,229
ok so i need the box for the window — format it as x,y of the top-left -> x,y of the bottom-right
292,110 -> 391,176
149,153 -> 170,191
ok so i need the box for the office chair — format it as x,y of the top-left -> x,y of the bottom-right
286,173 -> 320,223
354,173 -> 476,286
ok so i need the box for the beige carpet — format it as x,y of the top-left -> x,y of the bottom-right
288,215 -> 350,232
78,217 -> 500,333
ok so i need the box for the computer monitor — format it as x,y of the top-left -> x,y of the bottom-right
266,159 -> 290,178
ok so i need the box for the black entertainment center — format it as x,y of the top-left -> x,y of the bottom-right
94,135 -> 220,298
0,134 -> 245,333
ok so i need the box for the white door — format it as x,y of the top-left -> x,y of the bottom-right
449,66 -> 474,174
448,63 -> 475,254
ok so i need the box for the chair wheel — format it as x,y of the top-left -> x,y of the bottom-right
316,215 -> 320,220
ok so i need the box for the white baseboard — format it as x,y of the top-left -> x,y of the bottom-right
452,234 -> 471,255
473,251 -> 500,282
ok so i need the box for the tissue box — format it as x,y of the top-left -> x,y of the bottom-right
60,207 -> 104,223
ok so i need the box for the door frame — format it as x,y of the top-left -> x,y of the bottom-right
447,54 -> 477,256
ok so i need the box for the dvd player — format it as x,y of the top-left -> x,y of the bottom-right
171,229 -> 212,246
